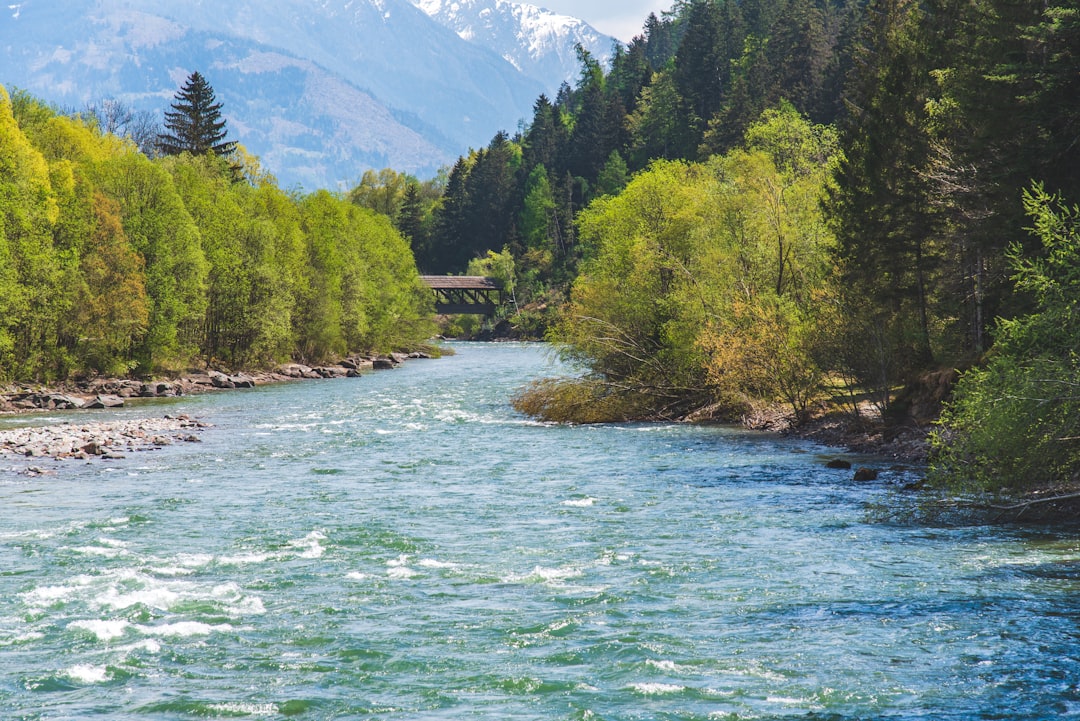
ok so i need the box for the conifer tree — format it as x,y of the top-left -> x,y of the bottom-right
157,71 -> 236,158
643,12 -> 676,70
828,0 -> 938,391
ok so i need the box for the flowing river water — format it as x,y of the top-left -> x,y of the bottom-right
1,342 -> 1079,720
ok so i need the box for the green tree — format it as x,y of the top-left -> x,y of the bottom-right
397,182 -> 426,246
462,133 -> 520,265
521,94 -> 569,179
627,70 -> 684,165
348,168 -> 413,219
72,193 -> 150,374
517,105 -> 839,424
595,150 -> 629,198
425,157 -> 471,272
827,0 -> 939,403
0,85 -> 62,379
672,0 -> 744,152
520,165 -> 557,252
296,191 -> 432,359
93,151 -> 208,370
931,186 -> 1080,493
643,12 -> 677,70
158,71 -> 237,158
924,0 -> 1080,355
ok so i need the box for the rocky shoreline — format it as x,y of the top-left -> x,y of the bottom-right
0,414 -> 211,470
2,347 -> 931,479
738,402 -> 931,467
0,352 -> 431,473
0,352 -> 429,415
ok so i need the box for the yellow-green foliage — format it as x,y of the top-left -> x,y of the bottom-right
534,105 -> 839,423
0,85 -> 435,381
511,377 -> 655,424
0,86 -> 62,377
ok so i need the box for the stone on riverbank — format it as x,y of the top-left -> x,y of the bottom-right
87,395 -> 125,409
1,351 -> 421,423
0,416 -> 211,463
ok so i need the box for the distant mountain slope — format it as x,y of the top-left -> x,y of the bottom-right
410,0 -> 616,87
0,0 -> 568,188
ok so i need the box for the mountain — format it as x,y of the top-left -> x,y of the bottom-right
409,0 -> 616,89
0,0 -> 578,189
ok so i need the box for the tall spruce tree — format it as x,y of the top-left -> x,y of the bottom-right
828,0 -> 938,395
158,71 -> 237,158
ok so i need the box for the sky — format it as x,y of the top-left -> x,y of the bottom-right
536,0 -> 673,43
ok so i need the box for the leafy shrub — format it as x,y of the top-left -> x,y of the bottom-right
931,185 -> 1080,492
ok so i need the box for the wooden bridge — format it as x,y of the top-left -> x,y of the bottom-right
420,276 -> 505,315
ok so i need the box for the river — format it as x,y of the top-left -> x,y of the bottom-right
1,342 -> 1078,720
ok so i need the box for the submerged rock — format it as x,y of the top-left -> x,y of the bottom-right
854,467 -> 880,482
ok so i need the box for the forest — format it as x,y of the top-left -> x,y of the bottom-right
2,0 -> 1079,494
364,0 -> 1078,493
0,80 -> 435,383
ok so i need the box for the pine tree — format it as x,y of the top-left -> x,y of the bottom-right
157,71 -> 237,158
608,39 -> 652,115
924,0 -> 1080,351
522,95 -> 568,179
644,12 -> 676,70
828,0 -> 938,391
427,157 -> 471,272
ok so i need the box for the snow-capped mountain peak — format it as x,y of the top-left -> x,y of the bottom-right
409,0 -> 616,86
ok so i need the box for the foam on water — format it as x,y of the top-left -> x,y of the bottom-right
66,664 -> 110,684
137,621 -> 234,637
68,619 -> 131,641
97,581 -> 181,611
21,575 -> 96,609
117,638 -> 162,654
417,558 -> 460,569
632,682 -> 686,695
290,531 -> 327,559
506,564 -> 585,585
69,544 -> 130,558
647,659 -> 687,673
207,703 -> 278,716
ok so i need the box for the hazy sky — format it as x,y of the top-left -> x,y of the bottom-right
537,1 -> 672,43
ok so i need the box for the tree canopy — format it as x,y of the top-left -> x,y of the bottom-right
0,85 -> 434,381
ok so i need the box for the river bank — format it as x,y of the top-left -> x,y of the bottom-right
0,353 -> 432,469
0,415 -> 211,470
2,346 -> 931,469
764,404 -> 930,465
0,352 -> 432,416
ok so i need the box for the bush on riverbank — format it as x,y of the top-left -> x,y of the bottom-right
930,186 -> 1080,494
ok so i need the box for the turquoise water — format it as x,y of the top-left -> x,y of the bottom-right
2,342 -> 1079,720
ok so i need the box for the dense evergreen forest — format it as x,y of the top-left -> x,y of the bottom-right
355,0 -> 1078,493
0,83 -> 434,382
